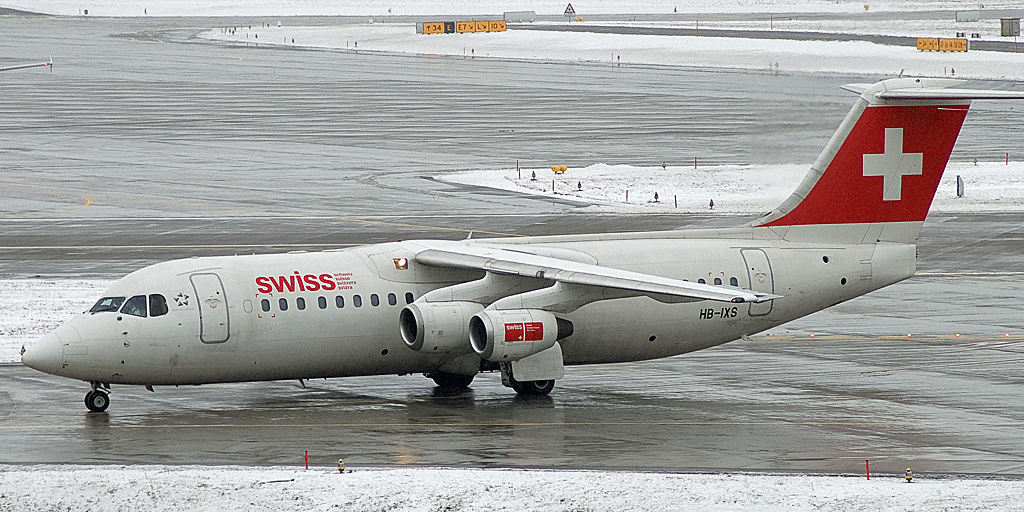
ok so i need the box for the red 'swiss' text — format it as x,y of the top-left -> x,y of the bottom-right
255,272 -> 338,294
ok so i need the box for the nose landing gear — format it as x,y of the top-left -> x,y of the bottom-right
85,382 -> 110,412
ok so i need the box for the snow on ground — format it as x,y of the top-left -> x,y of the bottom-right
667,16 -> 1015,39
0,279 -> 108,364
441,161 -> 1024,213
3,465 -> 1024,512
201,22 -> 1024,81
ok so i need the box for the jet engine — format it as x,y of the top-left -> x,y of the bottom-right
469,309 -> 571,362
400,301 -> 483,354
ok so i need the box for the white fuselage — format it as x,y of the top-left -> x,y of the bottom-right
36,235 -> 915,387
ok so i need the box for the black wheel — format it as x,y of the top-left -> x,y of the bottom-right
85,390 -> 109,412
429,372 -> 475,389
511,379 -> 554,395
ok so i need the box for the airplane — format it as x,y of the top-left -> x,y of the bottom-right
22,77 -> 1024,412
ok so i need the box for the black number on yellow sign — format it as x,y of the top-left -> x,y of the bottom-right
423,23 -> 445,34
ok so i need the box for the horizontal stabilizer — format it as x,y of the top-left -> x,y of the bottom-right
842,79 -> 1024,100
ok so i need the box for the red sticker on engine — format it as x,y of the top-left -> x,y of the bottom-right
504,321 -> 544,342
524,322 -> 543,341
504,323 -> 525,342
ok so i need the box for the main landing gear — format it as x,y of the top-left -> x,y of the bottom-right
428,371 -> 476,389
84,382 -> 110,412
510,378 -> 555,395
500,362 -> 555,396
428,368 -> 555,395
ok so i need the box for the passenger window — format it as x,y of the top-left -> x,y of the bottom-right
405,292 -> 414,304
120,295 -> 147,317
714,278 -> 722,285
370,294 -> 379,307
149,294 -> 169,317
318,296 -> 327,309
697,279 -> 706,284
336,295 -> 345,308
388,293 -> 397,306
296,297 -> 306,310
353,295 -> 362,308
730,277 -> 738,287
90,296 -> 125,314
261,299 -> 271,312
279,298 -> 288,311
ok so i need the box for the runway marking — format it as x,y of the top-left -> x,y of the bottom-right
0,214 -> 557,221
916,271 -> 1024,280
0,215 -> 525,238
606,351 -> 1024,390
6,419 -> 1024,430
333,216 -> 524,238
757,334 -> 1024,342
0,244 -> 360,250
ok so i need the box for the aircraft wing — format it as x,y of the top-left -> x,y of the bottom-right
407,240 -> 779,304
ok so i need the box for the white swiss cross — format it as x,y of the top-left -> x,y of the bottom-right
862,127 -> 923,201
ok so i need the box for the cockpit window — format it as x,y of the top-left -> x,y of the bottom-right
120,295 -> 148,317
149,294 -> 168,317
90,296 -> 125,314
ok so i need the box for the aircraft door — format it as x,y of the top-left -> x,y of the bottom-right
740,249 -> 774,317
190,273 -> 230,343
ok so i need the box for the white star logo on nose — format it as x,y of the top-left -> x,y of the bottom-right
862,128 -> 923,201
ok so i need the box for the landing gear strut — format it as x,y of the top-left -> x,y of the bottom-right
500,362 -> 555,396
84,382 -> 110,412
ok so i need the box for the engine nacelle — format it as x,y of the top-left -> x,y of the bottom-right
469,309 -> 566,362
400,301 -> 483,354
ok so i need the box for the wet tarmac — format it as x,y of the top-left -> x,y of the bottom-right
2,14 -> 1024,476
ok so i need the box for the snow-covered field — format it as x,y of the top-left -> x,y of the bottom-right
7,0 -> 1023,17
0,279 -> 107,364
5,0 -> 1024,508
441,160 -> 1024,213
3,465 -> 1024,512
200,21 -> 1024,81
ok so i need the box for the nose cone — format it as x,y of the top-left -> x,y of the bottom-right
23,329 -> 67,376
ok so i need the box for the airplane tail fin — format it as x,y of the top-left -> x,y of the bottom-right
752,78 -> 1024,244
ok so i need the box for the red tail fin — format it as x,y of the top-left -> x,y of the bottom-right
753,78 -> 1024,243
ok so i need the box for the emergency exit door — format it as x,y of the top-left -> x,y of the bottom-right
190,273 -> 230,343
740,249 -> 774,317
